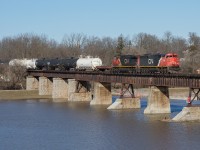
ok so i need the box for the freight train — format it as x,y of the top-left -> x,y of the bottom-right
9,53 -> 180,74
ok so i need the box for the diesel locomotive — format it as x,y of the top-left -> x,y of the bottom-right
109,53 -> 180,73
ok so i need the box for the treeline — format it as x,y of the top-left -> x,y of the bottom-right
0,32 -> 200,71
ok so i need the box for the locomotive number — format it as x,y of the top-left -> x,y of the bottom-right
148,59 -> 153,64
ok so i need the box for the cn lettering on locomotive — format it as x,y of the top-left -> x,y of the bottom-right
148,59 -> 153,64
140,54 -> 162,66
120,55 -> 137,66
124,59 -> 129,64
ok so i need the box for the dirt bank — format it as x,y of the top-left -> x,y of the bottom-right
0,90 -> 51,100
0,88 -> 190,100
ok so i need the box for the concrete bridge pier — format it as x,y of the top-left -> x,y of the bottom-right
26,76 -> 39,90
90,82 -> 112,105
172,88 -> 200,121
39,77 -> 53,96
144,86 -> 171,114
52,78 -> 68,102
108,97 -> 140,109
68,79 -> 92,102
172,106 -> 200,121
108,84 -> 141,109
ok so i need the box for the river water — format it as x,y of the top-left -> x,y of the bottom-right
0,97 -> 200,150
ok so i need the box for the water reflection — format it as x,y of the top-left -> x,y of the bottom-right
144,114 -> 171,121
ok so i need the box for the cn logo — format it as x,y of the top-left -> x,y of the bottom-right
148,59 -> 153,64
124,59 -> 129,64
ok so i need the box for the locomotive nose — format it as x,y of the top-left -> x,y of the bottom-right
171,59 -> 179,66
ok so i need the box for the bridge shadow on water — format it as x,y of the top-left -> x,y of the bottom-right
113,96 -> 184,111
112,96 -> 200,119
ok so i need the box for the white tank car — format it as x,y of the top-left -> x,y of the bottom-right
76,56 -> 102,70
9,59 -> 37,69
25,59 -> 37,69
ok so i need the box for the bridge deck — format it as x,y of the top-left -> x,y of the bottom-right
27,70 -> 200,88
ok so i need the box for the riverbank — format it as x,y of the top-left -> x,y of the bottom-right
0,90 -> 51,100
0,88 -> 190,100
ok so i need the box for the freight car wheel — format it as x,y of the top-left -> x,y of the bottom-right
111,68 -> 118,74
136,68 -> 141,74
55,67 -> 60,71
58,65 -> 65,71
160,67 -> 167,74
42,67 -> 47,71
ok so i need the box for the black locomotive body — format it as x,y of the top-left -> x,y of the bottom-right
139,54 -> 163,66
120,55 -> 138,66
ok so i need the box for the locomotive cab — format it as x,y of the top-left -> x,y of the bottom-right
159,53 -> 180,72
159,53 -> 180,67
112,56 -> 121,66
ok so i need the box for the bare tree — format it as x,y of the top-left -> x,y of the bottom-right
2,66 -> 27,89
133,33 -> 161,54
162,31 -> 173,52
62,33 -> 87,57
188,32 -> 200,48
171,37 -> 187,57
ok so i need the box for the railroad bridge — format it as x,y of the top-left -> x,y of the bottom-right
26,70 -> 200,118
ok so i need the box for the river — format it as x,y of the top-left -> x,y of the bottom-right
0,97 -> 200,150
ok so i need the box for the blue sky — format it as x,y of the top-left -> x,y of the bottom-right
0,0 -> 200,42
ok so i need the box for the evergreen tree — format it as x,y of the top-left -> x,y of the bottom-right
116,34 -> 124,56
